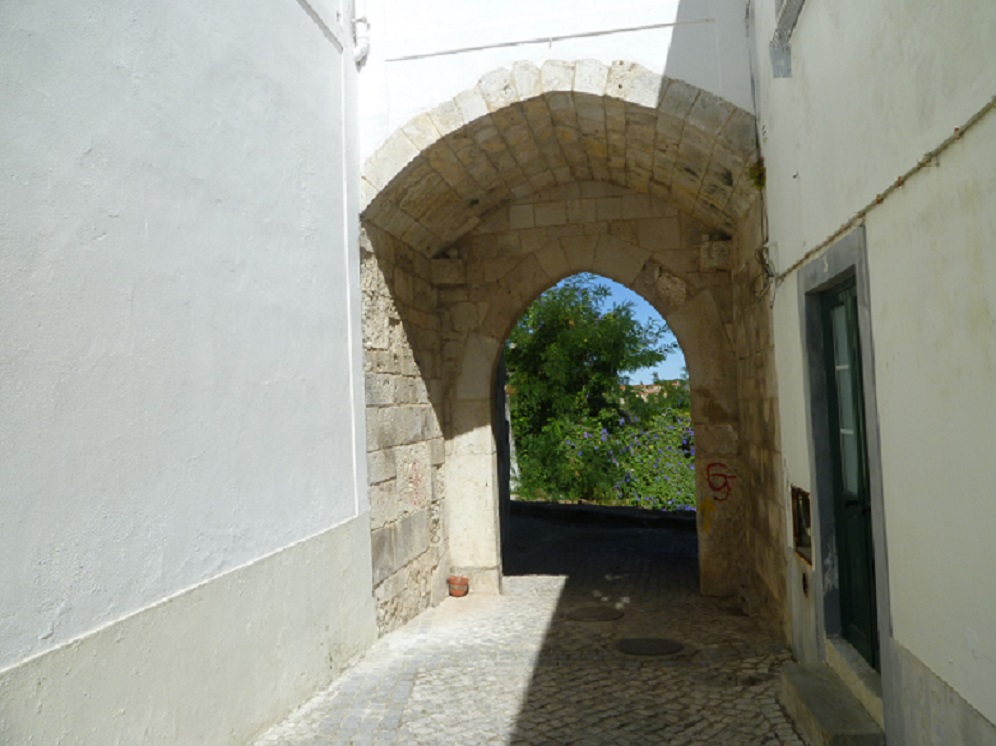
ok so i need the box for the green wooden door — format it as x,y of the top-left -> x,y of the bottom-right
823,279 -> 879,669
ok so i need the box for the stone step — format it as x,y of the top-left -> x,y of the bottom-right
780,662 -> 885,746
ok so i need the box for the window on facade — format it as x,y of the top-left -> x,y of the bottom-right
770,0 -> 807,77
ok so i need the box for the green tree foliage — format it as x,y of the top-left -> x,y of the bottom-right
505,274 -> 695,509
505,275 -> 670,433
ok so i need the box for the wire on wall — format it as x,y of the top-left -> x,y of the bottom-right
775,95 -> 996,285
385,19 -> 714,62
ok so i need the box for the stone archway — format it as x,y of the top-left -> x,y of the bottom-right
360,60 -> 787,639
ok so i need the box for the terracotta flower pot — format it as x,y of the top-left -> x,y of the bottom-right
447,575 -> 469,597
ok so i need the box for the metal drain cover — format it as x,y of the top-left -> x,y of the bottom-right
615,637 -> 684,656
566,606 -> 624,622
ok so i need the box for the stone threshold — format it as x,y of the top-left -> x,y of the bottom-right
780,661 -> 884,746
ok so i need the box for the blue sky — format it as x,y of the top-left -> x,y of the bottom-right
601,277 -> 686,384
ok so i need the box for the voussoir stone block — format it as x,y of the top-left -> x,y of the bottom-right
511,61 -> 542,100
455,88 -> 490,125
533,245 -> 571,281
428,99 -> 468,139
625,66 -> 663,109
687,88 -> 734,136
593,237 -> 650,285
563,235 -> 598,271
659,78 -> 699,120
540,60 -> 575,93
573,59 -> 609,96
368,130 -> 421,191
721,108 -> 758,155
478,68 -> 518,112
605,60 -> 638,100
402,113 -> 443,152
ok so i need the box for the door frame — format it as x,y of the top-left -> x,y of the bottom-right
820,277 -> 878,668
797,227 -> 893,681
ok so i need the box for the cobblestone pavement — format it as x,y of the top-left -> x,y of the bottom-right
252,513 -> 804,745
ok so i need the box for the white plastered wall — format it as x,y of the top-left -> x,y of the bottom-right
863,112 -> 996,724
359,0 -> 754,157
0,0 -> 375,741
752,0 -> 996,728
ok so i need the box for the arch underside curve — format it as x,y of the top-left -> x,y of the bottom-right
359,60 -> 785,635
361,60 -> 758,256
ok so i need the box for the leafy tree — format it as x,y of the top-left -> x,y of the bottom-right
505,274 -> 691,505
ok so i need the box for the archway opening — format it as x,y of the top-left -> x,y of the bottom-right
497,272 -> 697,573
360,61 -> 788,633
503,272 -> 694,506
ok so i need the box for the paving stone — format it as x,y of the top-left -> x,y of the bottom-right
253,514 -> 803,745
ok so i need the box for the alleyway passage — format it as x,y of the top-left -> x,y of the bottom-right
253,511 -> 804,745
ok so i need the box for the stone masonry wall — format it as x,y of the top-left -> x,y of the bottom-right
359,62 -> 785,632
732,200 -> 789,638
437,180 -> 750,598
361,227 -> 449,633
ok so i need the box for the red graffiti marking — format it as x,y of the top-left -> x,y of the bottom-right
706,462 -> 737,502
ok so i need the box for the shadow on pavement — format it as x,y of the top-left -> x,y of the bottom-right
501,506 -> 802,745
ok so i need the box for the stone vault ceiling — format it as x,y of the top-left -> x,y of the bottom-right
361,60 -> 759,257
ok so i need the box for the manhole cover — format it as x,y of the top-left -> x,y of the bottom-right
615,637 -> 684,656
565,606 -> 624,622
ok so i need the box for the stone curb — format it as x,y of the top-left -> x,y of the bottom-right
509,499 -> 696,530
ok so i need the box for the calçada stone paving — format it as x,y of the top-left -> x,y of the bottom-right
253,511 -> 804,745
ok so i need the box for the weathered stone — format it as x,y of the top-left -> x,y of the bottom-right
595,196 -> 623,222
396,510 -> 431,567
592,237 -> 649,285
510,61 -> 541,100
402,113 -> 443,152
626,66 -> 663,109
454,88 -> 490,124
638,217 -> 682,252
534,201 -> 567,227
508,203 -> 534,230
368,130 -> 421,190
449,302 -> 478,332
605,60 -> 638,100
540,60 -> 575,92
687,88 -> 733,136
358,68 -> 774,643
573,59 -> 609,96
477,68 -> 518,112
533,245 -> 571,280
701,240 -> 734,272
371,525 -> 397,585
432,259 -> 466,285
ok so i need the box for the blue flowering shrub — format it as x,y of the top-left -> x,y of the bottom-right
513,407 -> 696,511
